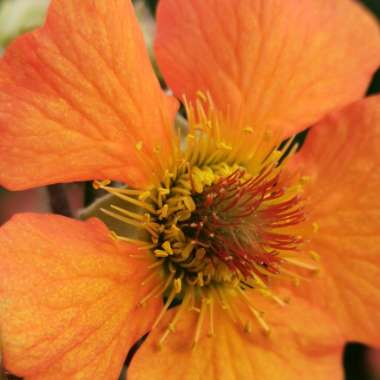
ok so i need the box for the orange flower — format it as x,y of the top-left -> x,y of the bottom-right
0,0 -> 379,379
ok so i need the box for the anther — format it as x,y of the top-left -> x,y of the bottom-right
174,278 -> 182,293
153,144 -> 161,154
309,250 -> 320,261
160,204 -> 169,218
312,222 -> 320,233
162,241 -> 174,255
138,191 -> 151,201
154,249 -> 168,258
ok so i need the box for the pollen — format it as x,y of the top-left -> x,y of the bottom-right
94,93 -> 318,348
135,141 -> 143,151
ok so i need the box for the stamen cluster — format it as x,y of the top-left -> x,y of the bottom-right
152,162 -> 305,290
94,95 -> 319,345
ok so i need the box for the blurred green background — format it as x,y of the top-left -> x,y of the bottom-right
0,0 -> 379,379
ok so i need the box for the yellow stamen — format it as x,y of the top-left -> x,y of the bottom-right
158,290 -> 192,348
109,204 -> 145,221
237,287 -> 271,335
152,284 -> 180,329
284,257 -> 319,272
208,296 -> 215,337
309,250 -> 320,261
139,271 -> 175,306
100,186 -> 156,214
192,296 -> 207,348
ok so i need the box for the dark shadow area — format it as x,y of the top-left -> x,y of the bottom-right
118,334 -> 149,380
344,343 -> 372,380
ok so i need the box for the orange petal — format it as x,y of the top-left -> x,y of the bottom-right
129,293 -> 343,380
0,213 -> 161,379
156,0 -> 380,144
0,0 -> 178,191
293,95 -> 380,346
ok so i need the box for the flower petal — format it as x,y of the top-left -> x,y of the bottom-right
128,294 -> 343,380
155,0 -> 380,143
0,213 -> 161,379
0,0 -> 178,191
293,95 -> 380,346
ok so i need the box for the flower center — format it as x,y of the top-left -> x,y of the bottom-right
150,161 -> 306,290
93,94 -> 319,346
